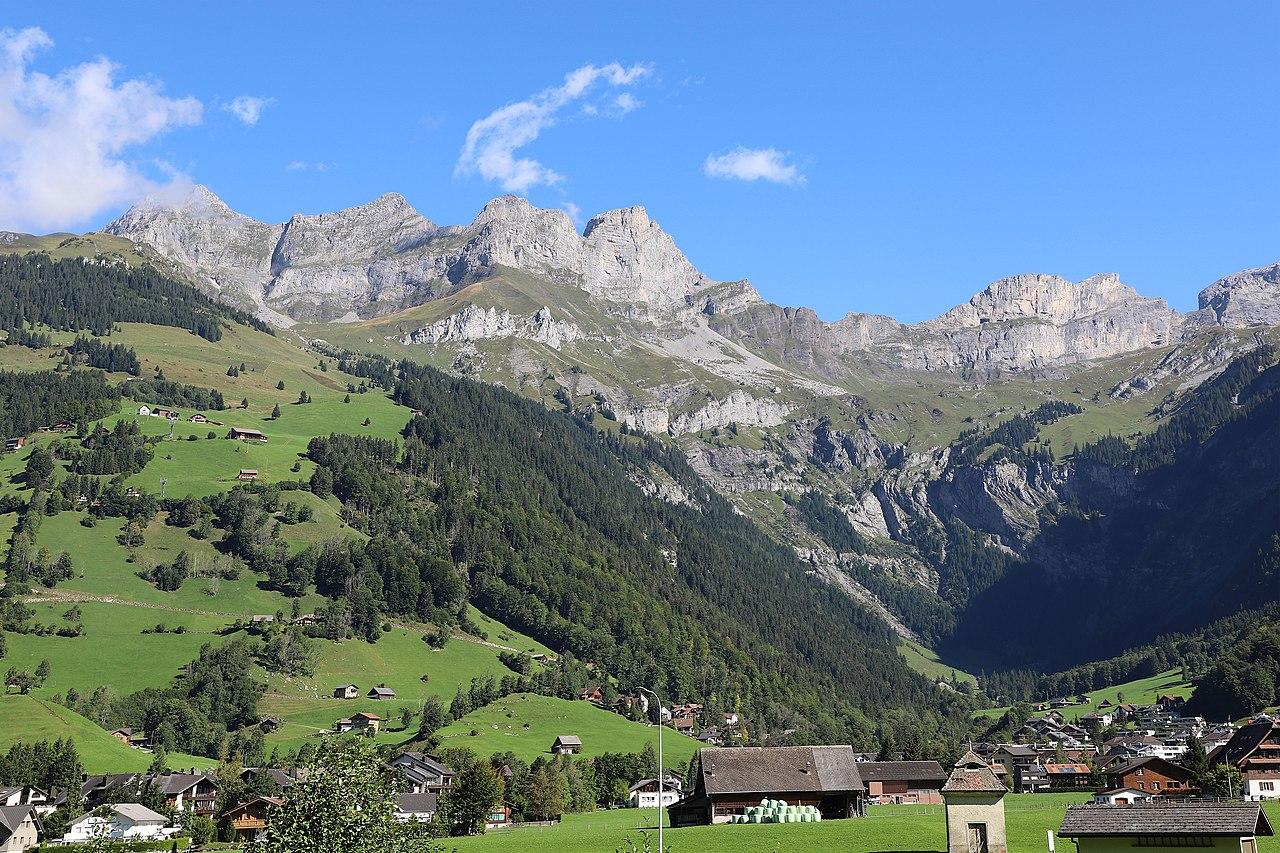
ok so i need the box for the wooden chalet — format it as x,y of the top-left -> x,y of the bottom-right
1211,718 -> 1280,800
667,745 -> 866,826
335,712 -> 381,734
333,684 -> 359,699
222,795 -> 285,841
229,426 -> 268,442
3,437 -> 25,453
857,760 -> 947,804
1104,756 -> 1197,797
368,686 -> 397,700
551,735 -> 582,755
237,469 -> 258,481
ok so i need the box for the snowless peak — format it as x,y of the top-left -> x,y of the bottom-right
1190,261 -> 1280,328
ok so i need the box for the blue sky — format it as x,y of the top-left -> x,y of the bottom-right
2,2 -> 1276,322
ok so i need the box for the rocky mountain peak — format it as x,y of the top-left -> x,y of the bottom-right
1189,261 -> 1280,328
928,272 -> 1169,330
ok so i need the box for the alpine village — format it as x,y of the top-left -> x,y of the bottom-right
0,6 -> 1278,853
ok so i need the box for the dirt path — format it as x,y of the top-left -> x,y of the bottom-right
23,588 -> 240,619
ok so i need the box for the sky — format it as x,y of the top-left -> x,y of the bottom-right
1,2 -> 1276,322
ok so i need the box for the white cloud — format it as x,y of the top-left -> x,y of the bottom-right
224,95 -> 274,126
0,27 -> 203,233
613,92 -> 642,115
560,201 -> 583,227
286,160 -> 329,172
456,62 -> 651,192
704,146 -> 805,186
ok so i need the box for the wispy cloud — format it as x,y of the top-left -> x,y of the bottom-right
613,92 -> 642,115
456,62 -> 652,192
285,160 -> 330,172
704,146 -> 805,186
0,27 -> 202,232
560,201 -> 583,227
224,95 -> 274,126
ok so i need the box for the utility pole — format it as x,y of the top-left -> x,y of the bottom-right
636,686 -> 664,851
159,477 -> 167,499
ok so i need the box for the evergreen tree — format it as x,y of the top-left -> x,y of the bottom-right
443,761 -> 502,836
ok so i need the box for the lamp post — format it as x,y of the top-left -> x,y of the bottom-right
635,686 -> 664,851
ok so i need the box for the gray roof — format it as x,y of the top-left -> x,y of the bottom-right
996,744 -> 1038,757
391,752 -> 454,779
855,761 -> 946,783
1060,803 -> 1274,837
0,804 -> 36,839
396,792 -> 439,815
107,803 -> 168,824
159,772 -> 213,795
554,735 -> 582,746
699,746 -> 865,795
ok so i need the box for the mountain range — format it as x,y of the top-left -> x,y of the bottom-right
16,185 -> 1280,672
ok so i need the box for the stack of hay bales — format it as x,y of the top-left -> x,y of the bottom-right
729,799 -> 822,824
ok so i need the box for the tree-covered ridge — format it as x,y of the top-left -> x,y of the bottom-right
951,399 -> 1082,466
0,252 -> 272,341
0,369 -> 119,440
299,359 -> 970,747
1075,345 -> 1278,469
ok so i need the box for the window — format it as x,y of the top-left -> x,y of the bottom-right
1260,782 -> 1276,792
1151,782 -> 1160,790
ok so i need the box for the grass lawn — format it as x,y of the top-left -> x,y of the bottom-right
976,668 -> 1194,722
443,794 -> 1280,853
433,693 -> 701,766
0,695 -> 214,773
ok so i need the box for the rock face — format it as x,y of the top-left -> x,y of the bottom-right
668,391 -> 791,437
399,305 -> 584,348
1188,262 -> 1280,328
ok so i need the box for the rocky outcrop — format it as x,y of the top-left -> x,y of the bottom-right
1188,261 -> 1280,328
399,305 -> 584,348
668,391 -> 791,436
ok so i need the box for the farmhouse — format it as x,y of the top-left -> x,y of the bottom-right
237,469 -> 259,481
229,426 -> 268,442
388,752 -> 455,793
1093,787 -> 1156,805
1104,756 -> 1197,796
335,712 -> 381,734
0,804 -> 40,852
395,792 -> 439,823
222,796 -> 285,842
667,745 -> 866,826
1058,802 -> 1273,853
333,684 -> 359,699
857,760 -> 947,804
368,686 -> 396,700
551,735 -> 582,755
3,437 -> 25,453
1044,762 -> 1092,789
137,406 -> 151,416
1211,719 -> 1280,800
108,728 -> 150,749
628,775 -> 683,809
188,413 -> 209,423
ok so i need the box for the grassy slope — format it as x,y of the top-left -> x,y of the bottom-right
897,640 -> 978,687
976,668 -> 1194,721
444,795 -> 1280,853
0,695 -> 214,773
433,693 -> 701,765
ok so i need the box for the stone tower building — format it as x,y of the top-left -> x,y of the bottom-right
942,750 -> 1008,853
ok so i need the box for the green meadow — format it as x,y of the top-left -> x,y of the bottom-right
976,668 -> 1195,722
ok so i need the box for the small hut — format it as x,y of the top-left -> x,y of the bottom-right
942,751 -> 1007,853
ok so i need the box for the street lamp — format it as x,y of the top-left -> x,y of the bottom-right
635,686 -> 665,851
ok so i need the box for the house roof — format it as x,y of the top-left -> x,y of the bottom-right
1107,756 -> 1192,778
223,796 -> 286,817
396,792 -> 439,815
369,686 -> 396,695
111,803 -> 169,824
1059,803 -> 1273,837
351,712 -> 382,720
1212,720 -> 1278,767
554,735 -> 582,746
230,427 -> 266,436
996,744 -> 1038,757
942,752 -> 1006,793
698,745 -> 866,795
391,752 -> 454,779
1044,763 -> 1091,774
855,761 -> 946,783
158,773 -> 213,795
0,804 -> 37,840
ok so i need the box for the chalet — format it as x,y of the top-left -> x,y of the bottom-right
157,772 -> 218,815
222,796 -> 285,842
1104,756 -> 1197,797
0,786 -> 48,812
672,716 -> 695,734
108,728 -> 150,749
188,413 -> 209,424
229,427 -> 268,442
333,684 -> 359,699
0,804 -> 40,852
388,752 -> 455,793
137,406 -> 152,417
249,614 -> 275,625
237,469 -> 259,481
292,614 -> 320,627
1210,719 -> 1280,800
857,760 -> 947,805
335,712 -> 381,734
395,792 -> 439,823
368,686 -> 396,701
1044,762 -> 1092,789
49,421 -> 72,432
125,487 -> 141,499
258,716 -> 282,733
410,409 -> 425,418
628,775 -> 683,809
485,802 -> 514,831
3,438 -> 25,453
578,687 -> 605,705
154,408 -> 179,420
991,744 -> 1040,793
239,768 -> 306,791
551,735 -> 582,755
1158,694 -> 1188,712
1058,802 -> 1273,853
64,804 -> 174,843
667,745 -> 866,826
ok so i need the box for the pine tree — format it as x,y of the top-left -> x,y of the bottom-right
271,403 -> 282,420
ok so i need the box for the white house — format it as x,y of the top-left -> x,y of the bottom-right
137,405 -> 151,417
394,792 -> 438,823
1092,787 -> 1155,805
0,805 -> 40,853
628,776 -> 683,809
63,804 -> 175,843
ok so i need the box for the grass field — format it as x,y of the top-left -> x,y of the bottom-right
443,794 -> 1280,853
977,668 -> 1195,722
898,640 -> 978,687
0,695 -> 215,773
432,693 -> 701,766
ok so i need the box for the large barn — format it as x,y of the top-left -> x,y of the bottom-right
667,746 -> 867,826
